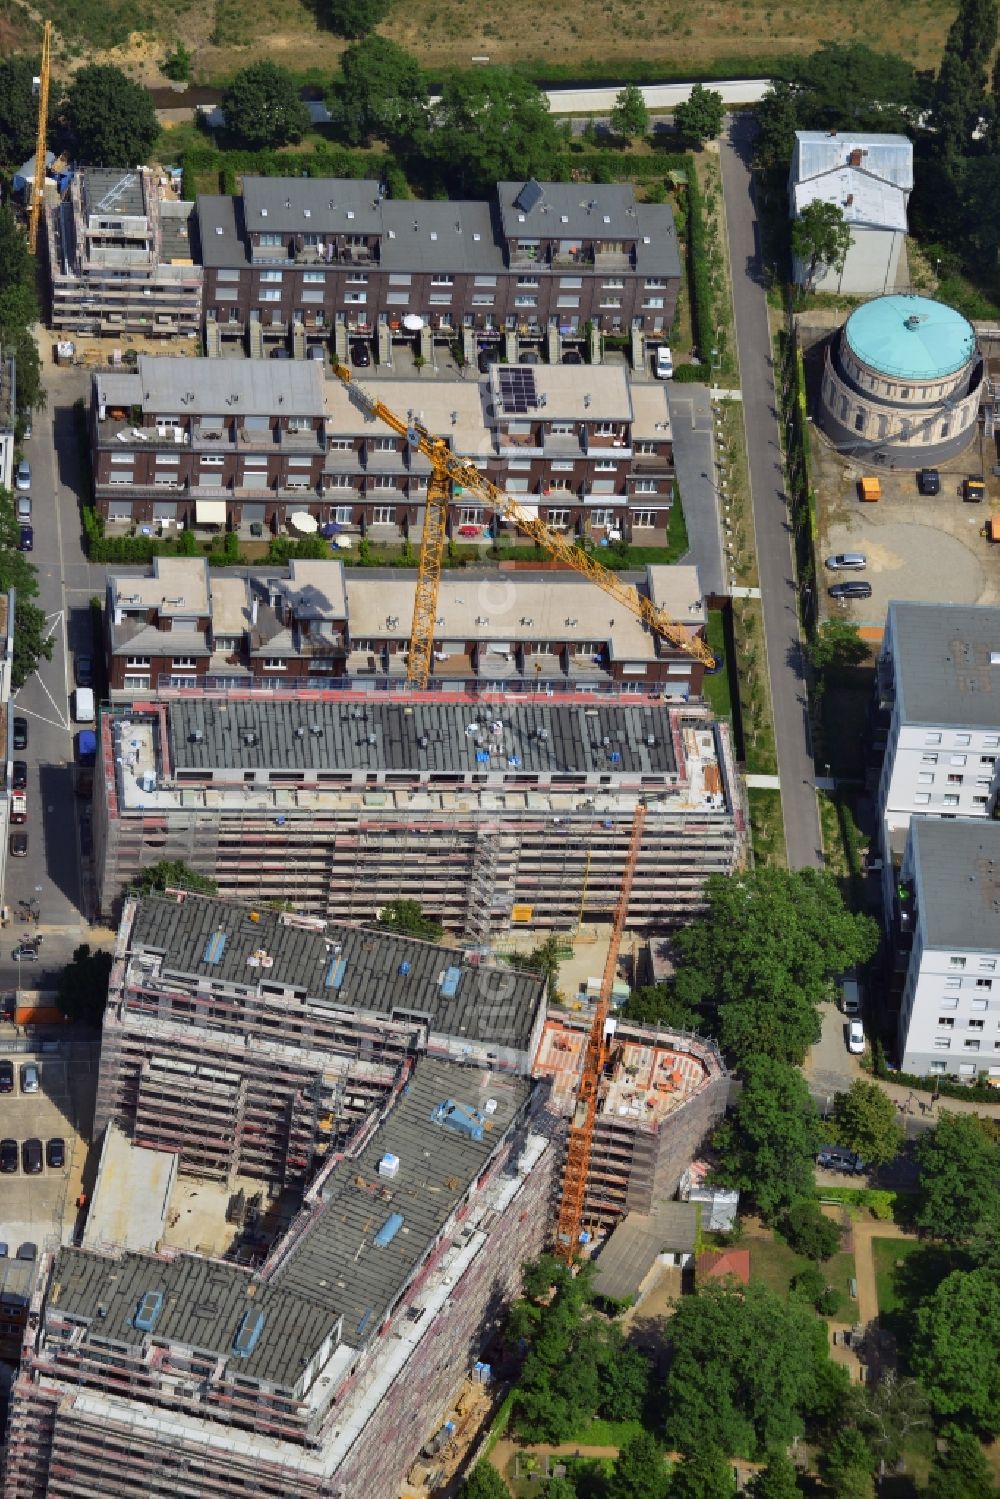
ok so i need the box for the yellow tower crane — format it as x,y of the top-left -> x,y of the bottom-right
28,20 -> 53,255
333,364 -> 717,688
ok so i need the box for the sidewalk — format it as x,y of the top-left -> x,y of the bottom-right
876,1076 -> 1000,1119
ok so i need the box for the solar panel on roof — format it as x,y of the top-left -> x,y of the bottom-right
497,367 -> 539,414
514,179 -> 544,214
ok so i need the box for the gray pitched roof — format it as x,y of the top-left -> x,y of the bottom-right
130,893 -> 544,1051
197,193 -> 248,268
242,176 -> 385,236
888,601 -> 1000,728
910,817 -> 1000,952
167,697 -> 679,777
380,198 -> 503,274
497,180 -> 642,240
792,131 -> 914,191
126,355 -> 325,418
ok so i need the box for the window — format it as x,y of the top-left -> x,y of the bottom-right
200,455 -> 225,467
634,441 -> 657,455
333,505 -> 353,523
913,792 -> 931,805
925,733 -> 942,745
346,273 -> 369,285
262,658 -> 287,671
301,290 -> 324,304
545,508 -> 570,527
973,796 -> 989,807
550,422 -> 576,435
549,461 -> 574,473
374,438 -> 397,452
126,656 -> 151,669
372,506 -> 396,524
514,296 -> 537,308
955,734 -> 971,746
388,274 -> 412,287
260,271 -> 283,283
645,278 -> 667,289
939,996 -> 958,1009
967,1019 -> 985,1030
595,461 -> 618,473
603,278 -> 625,289
329,439 -> 352,451
918,772 -> 935,785
643,297 -> 665,309
459,507 -> 484,526
631,511 -> 658,528
124,674 -> 149,690
344,292 -> 367,305
474,276 -> 497,287
516,277 -> 539,288
964,1039 -> 981,1051
983,736 -> 1000,749
430,294 -> 452,306
172,657 -> 196,670
590,508 -> 614,526
560,278 -> 582,290
302,271 -> 326,284
934,1038 -> 952,1049
949,755 -> 967,766
557,297 -> 580,309
947,774 -> 964,784
979,980 -> 995,992
599,297 -> 622,308
950,957 -> 967,969
634,478 -> 657,493
472,295 -> 494,306
216,269 -> 240,283
943,794 -> 960,806
937,1017 -> 955,1028
431,275 -> 454,287
979,959 -> 997,972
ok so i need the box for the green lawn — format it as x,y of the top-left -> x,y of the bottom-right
749,1235 -> 855,1316
703,610 -> 733,720
872,1238 -> 970,1355
748,788 -> 786,868
569,1416 -> 646,1447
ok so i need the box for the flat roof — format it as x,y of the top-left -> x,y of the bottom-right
81,168 -> 147,220
47,1058 -> 530,1388
489,363 -> 632,422
910,818 -> 1000,953
324,374 -> 490,447
129,893 -> 544,1052
82,1125 -> 176,1254
628,381 -> 672,441
111,556 -> 212,619
271,1058 -> 530,1337
242,176 -> 384,237
167,697 -> 680,778
96,356 -> 325,419
887,600 -> 1000,727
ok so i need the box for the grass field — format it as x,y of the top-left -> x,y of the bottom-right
39,0 -> 960,89
871,1237 -> 969,1353
749,1234 -> 856,1313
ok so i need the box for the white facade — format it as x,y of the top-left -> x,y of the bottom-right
789,132 -> 913,296
896,820 -> 1000,1079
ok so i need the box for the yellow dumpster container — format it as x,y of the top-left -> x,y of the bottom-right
859,477 -> 881,503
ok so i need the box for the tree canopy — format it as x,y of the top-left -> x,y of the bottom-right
0,488 -> 54,690
925,1427 -> 997,1499
0,57 -> 47,171
56,943 -> 113,1027
830,1080 -> 905,1167
459,1462 -> 509,1499
428,70 -> 561,195
662,1280 -> 846,1458
322,0 -> 390,38
617,982 -> 699,1032
914,1111 -> 1000,1244
672,868 -> 878,1069
805,620 -> 869,671
747,1450 -> 801,1499
333,37 -> 426,148
63,66 -> 159,168
667,1443 -> 733,1499
673,85 -> 725,145
222,63 -> 311,150
374,899 -> 443,942
607,1431 -> 667,1499
714,1057 -> 823,1220
911,1266 -> 1000,1429
610,84 -> 649,143
0,203 -> 43,422
781,1197 -> 843,1261
792,201 -> 852,292
125,860 -> 218,899
790,43 -> 925,134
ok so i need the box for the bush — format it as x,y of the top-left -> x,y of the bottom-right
685,161 -> 716,357
815,1285 -> 843,1317
781,1198 -> 842,1260
673,362 -> 713,382
791,1264 -> 825,1302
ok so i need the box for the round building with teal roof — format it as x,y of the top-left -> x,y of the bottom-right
818,294 -> 983,466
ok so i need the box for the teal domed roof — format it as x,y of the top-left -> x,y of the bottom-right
843,295 -> 976,381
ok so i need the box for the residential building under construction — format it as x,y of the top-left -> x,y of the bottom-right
4,1057 -> 555,1499
94,891 -> 545,1187
92,693 -> 744,934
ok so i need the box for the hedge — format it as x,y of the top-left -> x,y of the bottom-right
685,161 -> 714,357
673,362 -> 712,383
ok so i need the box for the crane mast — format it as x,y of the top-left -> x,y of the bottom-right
555,801 -> 647,1260
28,21 -> 53,255
333,364 -> 716,687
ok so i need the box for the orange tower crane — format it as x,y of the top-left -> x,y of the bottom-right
555,800 -> 647,1261
28,21 -> 53,255
333,365 -> 716,689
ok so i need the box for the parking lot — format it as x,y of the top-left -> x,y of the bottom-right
0,1043 -> 99,1254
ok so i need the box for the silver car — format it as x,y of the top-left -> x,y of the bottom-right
15,460 -> 30,492
825,553 -> 867,570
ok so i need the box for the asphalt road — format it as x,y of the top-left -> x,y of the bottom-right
2,353 -> 108,990
719,115 -> 822,870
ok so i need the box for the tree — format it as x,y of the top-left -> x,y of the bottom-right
805,620 -> 868,671
830,1080 -> 904,1167
508,935 -> 563,1001
713,1058 -> 823,1221
673,84 -> 725,145
126,860 -> 218,898
789,43 -> 925,135
911,1267 -> 1000,1428
322,0 -> 390,38
747,1451 -> 801,1499
792,202 -> 852,293
545,1479 -> 578,1499
0,57 -> 46,170
932,0 -> 998,157
162,43 -> 192,84
63,66 -> 159,168
428,70 -> 561,195
0,489 -> 53,688
753,81 -> 800,171
334,37 -> 426,148
610,84 -> 649,143
57,944 -> 113,1026
608,1431 -> 667,1499
672,869 -> 878,1070
819,1430 -> 876,1499
667,1444 -> 733,1499
914,1111 -> 1000,1244
663,1280 -> 845,1458
780,1198 -> 842,1261
459,1463 -> 509,1499
847,1373 -> 930,1469
222,63 -> 311,150
374,899 -> 443,942
926,1427 -> 996,1499
618,983 -> 699,1031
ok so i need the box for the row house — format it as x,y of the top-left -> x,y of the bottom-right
90,357 -> 675,547
197,176 -> 680,363
47,167 -> 202,339
104,557 -> 708,698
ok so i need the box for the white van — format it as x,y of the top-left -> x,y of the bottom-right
73,687 -> 95,723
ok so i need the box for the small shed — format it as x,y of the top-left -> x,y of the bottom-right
591,1201 -> 698,1303
696,1248 -> 751,1286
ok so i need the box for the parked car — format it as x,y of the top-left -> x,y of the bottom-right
963,476 -> 986,503
22,422 -> 31,440
12,945 -> 39,962
17,1242 -> 37,1260
12,760 -> 27,789
21,1139 -> 42,1175
307,345 -> 325,362
8,832 -> 27,858
350,342 -> 371,368
16,495 -> 31,521
15,460 -> 30,491
269,348 -> 290,360
46,1138 -> 65,1169
817,1147 -> 866,1174
0,1060 -> 13,1094
18,525 -> 33,552
829,581 -> 873,600
562,350 -> 583,365
10,790 -> 26,824
20,1063 -> 40,1093
840,977 -> 861,1015
825,553 -> 867,571
848,1019 -> 866,1054
520,351 -> 541,364
0,1139 -> 17,1174
0,1243 -> 7,1258
917,467 -> 940,495
655,345 -> 674,379
75,653 -> 93,688
477,348 -> 499,373
13,716 -> 27,749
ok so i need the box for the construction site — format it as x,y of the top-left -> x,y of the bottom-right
92,693 -> 744,937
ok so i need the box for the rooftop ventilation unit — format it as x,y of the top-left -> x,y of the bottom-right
189,730 -> 204,744
232,1309 -> 266,1359
202,931 -> 227,964
132,1290 -> 163,1333
242,731 -> 258,747
378,1152 -> 400,1179
374,1212 -> 404,1247
431,1098 -> 485,1142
